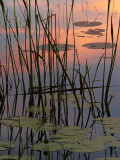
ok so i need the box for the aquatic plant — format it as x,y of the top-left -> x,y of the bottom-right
0,0 -> 120,159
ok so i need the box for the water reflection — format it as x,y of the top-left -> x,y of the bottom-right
0,0 -> 120,65
0,0 -> 120,159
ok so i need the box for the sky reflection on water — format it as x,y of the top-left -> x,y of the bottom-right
1,0 -> 120,65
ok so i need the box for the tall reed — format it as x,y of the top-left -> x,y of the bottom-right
0,0 -> 119,123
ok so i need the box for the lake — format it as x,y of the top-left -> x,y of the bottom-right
0,0 -> 120,160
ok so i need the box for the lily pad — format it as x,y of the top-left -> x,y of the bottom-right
61,94 -> 90,102
81,29 -> 105,36
92,135 -> 117,144
58,126 -> 78,132
0,140 -> 17,151
94,117 -> 120,125
78,135 -> 116,147
46,94 -> 58,101
51,132 -> 117,153
52,134 -> 87,143
52,138 -> 76,143
33,142 -> 63,152
26,106 -> 51,114
73,102 -> 100,110
32,123 -> 61,133
39,44 -> 74,52
0,117 -> 42,128
64,142 -> 105,153
82,42 -> 115,49
50,126 -> 90,144
108,139 -> 120,147
105,128 -> 120,134
77,35 -> 85,37
47,94 -> 90,104
0,117 -> 61,134
60,94 -> 99,110
0,155 -> 36,160
104,123 -> 120,129
73,102 -> 90,109
73,21 -> 102,27
57,127 -> 91,136
63,135 -> 117,153
94,117 -> 120,136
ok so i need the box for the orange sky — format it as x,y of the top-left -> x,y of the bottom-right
1,0 -> 120,74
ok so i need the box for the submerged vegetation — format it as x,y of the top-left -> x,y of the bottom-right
0,0 -> 120,159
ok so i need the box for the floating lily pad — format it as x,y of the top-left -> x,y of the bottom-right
57,127 -> 91,136
63,135 -> 117,153
52,134 -> 87,143
26,106 -> 51,114
0,117 -> 42,128
50,127 -> 90,144
64,142 -> 105,153
92,135 -> 117,144
0,155 -> 36,160
33,142 -> 63,152
96,157 -> 120,160
0,140 -> 17,151
94,117 -> 120,125
51,134 -> 68,139
0,155 -> 18,160
59,94 -> 99,110
32,123 -> 61,133
81,29 -> 105,36
105,128 -> 120,134
46,94 -> 58,101
39,44 -> 74,52
51,130 -> 87,143
82,42 -> 115,49
52,138 -> 76,143
73,102 -> 89,109
73,21 -> 102,27
104,123 -> 120,129
61,94 -> 90,102
77,35 -> 85,37
108,139 -> 120,147
65,134 -> 118,152
58,126 -> 78,132
47,94 -> 90,104
0,117 -> 61,133
51,131 -> 117,153
94,117 -> 120,135
51,133 -> 86,140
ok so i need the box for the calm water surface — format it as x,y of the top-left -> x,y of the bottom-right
1,0 -> 120,159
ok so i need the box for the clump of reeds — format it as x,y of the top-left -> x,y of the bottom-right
0,0 -> 119,123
